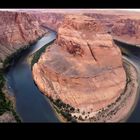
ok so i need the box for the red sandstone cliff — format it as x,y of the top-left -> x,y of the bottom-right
25,10 -> 140,45
32,15 -> 126,118
84,12 -> 140,45
31,11 -> 140,44
33,11 -> 140,46
33,12 -> 65,31
0,11 -> 46,68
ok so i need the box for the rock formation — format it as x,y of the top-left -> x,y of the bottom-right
26,10 -> 140,46
111,19 -> 140,45
32,14 -> 126,117
33,12 -> 65,31
84,12 -> 140,45
32,11 -> 140,45
0,11 -> 46,69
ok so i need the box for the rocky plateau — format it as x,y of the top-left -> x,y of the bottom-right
0,10 -> 139,122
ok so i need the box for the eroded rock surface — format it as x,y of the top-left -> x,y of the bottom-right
34,12 -> 65,31
112,19 -> 140,45
33,15 -> 126,114
84,12 -> 140,45
0,112 -> 16,123
33,11 -> 140,46
0,11 -> 46,68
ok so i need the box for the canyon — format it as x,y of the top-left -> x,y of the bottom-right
0,9 -> 140,122
0,10 -> 46,122
111,18 -> 140,45
84,12 -> 140,45
32,14 -> 127,121
32,10 -> 140,45
0,11 -> 46,69
34,12 -> 65,31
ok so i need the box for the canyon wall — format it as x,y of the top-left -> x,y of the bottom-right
33,11 -> 140,45
84,12 -> 140,45
32,15 -> 126,113
33,11 -> 140,46
33,12 -> 65,31
0,11 -> 46,69
111,18 -> 140,45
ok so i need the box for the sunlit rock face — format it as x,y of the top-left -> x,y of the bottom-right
33,15 -> 126,112
34,12 -> 65,31
0,11 -> 46,66
84,12 -> 140,45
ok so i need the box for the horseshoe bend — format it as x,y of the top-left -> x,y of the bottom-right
0,10 -> 139,123
32,15 -> 136,122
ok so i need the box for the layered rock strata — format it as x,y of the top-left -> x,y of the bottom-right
34,12 -> 65,31
84,12 -> 140,45
0,11 -> 46,69
112,19 -> 140,45
33,15 -> 126,118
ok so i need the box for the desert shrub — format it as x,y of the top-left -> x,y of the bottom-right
78,115 -> 84,121
31,41 -> 55,68
69,107 -> 75,112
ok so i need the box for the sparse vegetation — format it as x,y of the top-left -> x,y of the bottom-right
48,96 -> 76,122
0,72 -> 21,122
0,34 -> 47,122
31,41 -> 55,68
82,111 -> 85,115
2,35 -> 44,70
0,46 -> 27,122
78,115 -> 84,121
3,45 -> 29,70
47,61 -> 133,122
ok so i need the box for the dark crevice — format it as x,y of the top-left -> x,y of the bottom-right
87,42 -> 97,61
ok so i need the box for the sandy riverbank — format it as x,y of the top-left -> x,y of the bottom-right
48,99 -> 67,123
92,59 -> 138,122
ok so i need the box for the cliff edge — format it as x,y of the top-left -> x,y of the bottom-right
0,11 -> 46,69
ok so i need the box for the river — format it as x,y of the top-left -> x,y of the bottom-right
114,40 -> 140,122
4,29 -> 140,122
5,31 -> 59,122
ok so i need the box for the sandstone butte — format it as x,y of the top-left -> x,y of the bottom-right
0,11 -> 46,69
32,15 -> 126,114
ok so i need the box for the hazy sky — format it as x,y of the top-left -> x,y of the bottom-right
0,9 -> 140,11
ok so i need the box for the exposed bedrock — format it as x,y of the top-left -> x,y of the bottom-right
0,11 -> 46,68
33,15 -> 126,113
